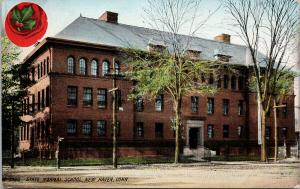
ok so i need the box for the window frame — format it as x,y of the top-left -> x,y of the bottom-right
67,56 -> 75,74
135,96 -> 144,112
97,120 -> 107,137
82,120 -> 92,136
135,122 -> 144,138
223,125 -> 229,138
155,94 -> 163,112
191,96 -> 199,113
155,123 -> 164,138
67,86 -> 78,106
79,58 -> 87,75
207,124 -> 214,139
83,87 -> 93,106
91,59 -> 98,76
67,120 -> 77,136
97,88 -> 107,108
102,60 -> 110,76
222,99 -> 229,116
207,98 -> 214,115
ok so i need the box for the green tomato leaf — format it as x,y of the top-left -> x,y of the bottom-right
21,6 -> 33,22
23,20 -> 36,30
12,8 -> 21,22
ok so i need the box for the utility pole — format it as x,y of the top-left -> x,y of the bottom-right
10,100 -> 15,169
273,99 -> 286,162
105,58 -> 124,169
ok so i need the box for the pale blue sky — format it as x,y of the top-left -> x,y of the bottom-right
1,0 -> 243,59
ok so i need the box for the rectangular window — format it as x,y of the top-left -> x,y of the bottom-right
47,57 -> 49,73
135,96 -> 144,112
97,120 -> 106,137
67,86 -> 77,106
155,123 -> 164,138
32,94 -> 35,113
281,127 -> 287,140
207,98 -> 214,114
266,126 -> 271,140
43,60 -> 46,76
282,103 -> 288,118
135,122 -> 144,137
223,125 -> 229,138
46,87 -> 50,107
41,89 -> 45,109
38,64 -> 40,79
237,125 -> 244,138
191,96 -> 199,113
155,95 -> 163,112
222,99 -> 229,115
97,89 -> 107,108
83,88 -> 93,106
67,120 -> 77,135
38,91 -> 41,111
207,124 -> 214,139
82,120 -> 92,135
116,90 -> 122,108
238,100 -> 245,116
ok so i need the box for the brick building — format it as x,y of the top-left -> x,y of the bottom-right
19,11 -> 296,159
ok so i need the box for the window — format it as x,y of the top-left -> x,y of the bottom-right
231,76 -> 236,90
79,58 -> 87,75
155,123 -> 164,138
191,96 -> 199,113
91,60 -> 98,76
38,64 -> 40,79
116,90 -> 122,108
207,98 -> 214,114
46,87 -> 50,107
40,62 -> 43,77
223,125 -> 229,138
67,57 -> 75,74
83,88 -> 93,106
281,127 -> 287,140
82,120 -> 92,135
115,62 -> 120,74
155,94 -> 163,112
102,60 -> 110,76
47,57 -> 49,73
135,96 -> 144,112
208,124 -> 214,139
282,103 -> 288,118
222,99 -> 229,115
238,100 -> 245,116
217,78 -> 222,88
67,120 -> 77,135
41,89 -> 45,109
237,125 -> 244,138
31,68 -> 35,82
97,89 -> 107,108
97,120 -> 106,136
238,76 -> 245,90
266,126 -> 271,140
43,60 -> 46,75
67,86 -> 77,106
32,94 -> 35,113
223,75 -> 229,89
38,91 -> 41,111
135,122 -> 144,137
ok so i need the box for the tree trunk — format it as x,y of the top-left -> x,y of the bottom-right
261,110 -> 267,162
174,98 -> 182,164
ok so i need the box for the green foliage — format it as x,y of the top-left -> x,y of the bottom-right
124,48 -> 231,101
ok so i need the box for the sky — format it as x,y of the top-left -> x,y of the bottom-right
1,0 -> 243,60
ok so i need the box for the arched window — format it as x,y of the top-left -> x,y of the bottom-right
115,62 -> 120,74
79,58 -> 86,75
67,57 -> 75,74
238,76 -> 245,90
102,60 -> 110,76
231,76 -> 236,90
223,75 -> 229,89
91,59 -> 98,76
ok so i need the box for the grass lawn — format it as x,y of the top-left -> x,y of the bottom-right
3,156 -> 200,167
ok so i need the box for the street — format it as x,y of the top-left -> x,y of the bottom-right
2,160 -> 300,188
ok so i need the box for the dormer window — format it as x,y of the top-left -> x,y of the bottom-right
186,49 -> 201,60
215,54 -> 231,62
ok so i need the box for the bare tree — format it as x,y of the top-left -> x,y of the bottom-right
126,0 -> 221,164
225,0 -> 299,161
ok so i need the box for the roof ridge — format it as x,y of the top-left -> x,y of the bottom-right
79,16 -> 247,48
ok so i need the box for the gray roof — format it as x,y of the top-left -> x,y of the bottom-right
55,16 -> 250,66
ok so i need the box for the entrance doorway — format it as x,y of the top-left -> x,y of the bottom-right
189,128 -> 199,149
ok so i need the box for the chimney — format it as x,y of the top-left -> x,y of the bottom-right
99,11 -> 118,23
214,34 -> 231,43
